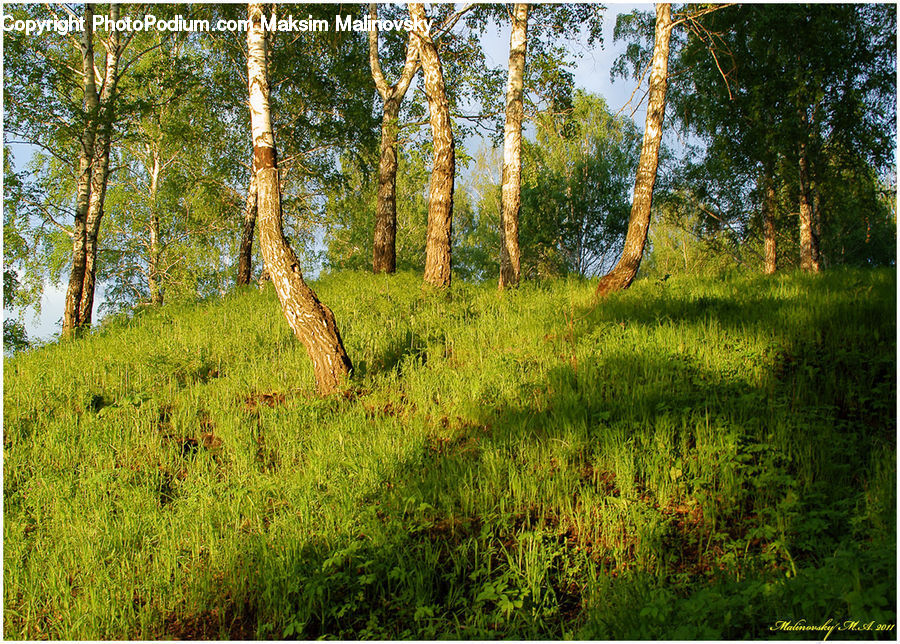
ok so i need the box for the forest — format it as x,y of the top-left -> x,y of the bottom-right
3,2 -> 897,640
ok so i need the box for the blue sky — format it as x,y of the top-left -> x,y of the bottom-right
10,3 -> 654,342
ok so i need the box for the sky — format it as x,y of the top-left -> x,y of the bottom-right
8,3 -> 654,343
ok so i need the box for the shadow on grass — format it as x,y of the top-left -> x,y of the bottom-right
165,273 -> 895,639
359,329 -> 446,377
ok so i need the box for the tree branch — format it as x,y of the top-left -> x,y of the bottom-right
670,4 -> 737,29
23,198 -> 75,237
614,58 -> 654,119
432,4 -> 475,41
368,3 -> 390,99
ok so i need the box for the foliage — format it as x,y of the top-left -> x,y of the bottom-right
97,29 -> 244,312
641,206 -> 748,281
322,150 -> 429,273
4,269 -> 895,638
463,3 -> 607,136
813,162 -> 896,268
4,4 -> 896,333
453,146 -> 502,282
459,92 -> 642,283
2,4 -> 90,314
664,3 -> 897,270
3,272 -> 30,354
3,3 -> 379,325
520,91 -> 641,278
323,149 -> 483,280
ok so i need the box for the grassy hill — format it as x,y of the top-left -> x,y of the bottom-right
4,269 -> 896,639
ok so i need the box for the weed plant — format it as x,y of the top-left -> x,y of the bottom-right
3,268 -> 895,639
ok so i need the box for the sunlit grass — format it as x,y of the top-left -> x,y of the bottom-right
4,268 -> 895,639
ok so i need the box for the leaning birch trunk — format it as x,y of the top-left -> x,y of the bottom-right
370,3 -> 419,274
499,2 -> 529,289
595,3 -> 672,298
247,2 -> 352,395
762,167 -> 777,275
78,3 -> 122,327
797,124 -> 820,272
62,4 -> 98,336
410,3 -> 454,288
236,173 -> 258,286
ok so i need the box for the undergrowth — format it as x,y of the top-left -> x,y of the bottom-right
3,268 -> 896,639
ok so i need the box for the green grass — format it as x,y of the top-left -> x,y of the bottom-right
3,268 -> 896,639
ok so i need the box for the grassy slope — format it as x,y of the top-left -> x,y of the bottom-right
3,269 -> 896,639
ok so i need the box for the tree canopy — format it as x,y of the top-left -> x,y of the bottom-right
3,3 -> 895,348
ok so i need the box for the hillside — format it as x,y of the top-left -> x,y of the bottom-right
3,269 -> 896,639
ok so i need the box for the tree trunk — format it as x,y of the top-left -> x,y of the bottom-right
373,98 -> 401,273
410,3 -> 454,288
237,173 -> 258,286
499,3 -> 529,289
247,2 -> 352,395
63,218 -> 89,335
77,3 -> 122,327
595,3 -> 672,298
810,175 -> 824,268
237,14 -> 277,287
148,150 -> 164,304
78,125 -> 112,326
797,121 -> 820,272
370,3 -> 419,274
62,5 -> 98,336
763,167 -> 777,274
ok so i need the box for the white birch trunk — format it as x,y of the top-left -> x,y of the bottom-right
499,3 -> 529,289
596,3 -> 673,298
247,2 -> 352,395
78,3 -> 123,327
62,4 -> 99,336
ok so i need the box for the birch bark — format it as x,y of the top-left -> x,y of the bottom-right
370,3 -> 419,273
237,174 -> 258,286
762,167 -> 777,275
77,3 -> 123,327
797,118 -> 820,272
595,3 -> 672,298
147,150 -> 164,304
499,3 -> 529,289
62,5 -> 98,335
247,3 -> 352,395
410,3 -> 454,288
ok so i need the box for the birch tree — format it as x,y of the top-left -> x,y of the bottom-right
224,2 -> 376,285
762,166 -> 777,274
61,3 -> 101,334
796,110 -> 820,272
246,2 -> 352,394
236,175 -> 258,286
3,3 -> 119,333
77,5 -> 124,327
498,3 -> 529,289
595,3 -> 673,298
369,3 -> 420,274
410,3 -> 455,288
460,3 -> 603,288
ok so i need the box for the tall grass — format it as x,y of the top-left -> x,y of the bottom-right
4,268 -> 895,639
